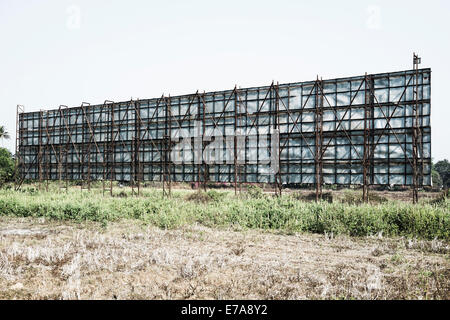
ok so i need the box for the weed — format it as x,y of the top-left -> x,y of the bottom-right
246,185 -> 263,199
428,189 -> 449,206
186,191 -> 212,203
291,192 -> 333,203
0,187 -> 448,240
390,253 -> 404,265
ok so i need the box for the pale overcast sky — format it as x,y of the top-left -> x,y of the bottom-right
0,0 -> 449,161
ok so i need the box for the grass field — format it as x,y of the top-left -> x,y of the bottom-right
0,216 -> 448,299
0,185 -> 448,240
0,185 -> 448,299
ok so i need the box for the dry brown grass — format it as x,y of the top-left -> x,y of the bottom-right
0,216 -> 448,300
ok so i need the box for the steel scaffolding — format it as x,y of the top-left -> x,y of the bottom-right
15,61 -> 431,202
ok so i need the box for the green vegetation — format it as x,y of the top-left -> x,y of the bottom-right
0,185 -> 448,240
0,126 -> 10,140
0,125 -> 14,187
432,169 -> 443,189
434,159 -> 450,189
0,148 -> 15,187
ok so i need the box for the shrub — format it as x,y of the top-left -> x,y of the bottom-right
186,191 -> 212,203
246,185 -> 263,199
291,191 -> 333,203
206,190 -> 226,202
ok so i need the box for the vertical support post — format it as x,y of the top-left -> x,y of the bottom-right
412,53 -> 421,204
369,82 -> 375,190
162,97 -> 165,196
202,92 -> 207,192
130,101 -> 135,196
162,95 -> 171,197
168,96 -> 172,196
59,106 -> 70,193
64,108 -> 69,193
14,105 -> 24,191
363,73 -> 370,203
102,102 -> 112,196
233,86 -> 238,196
44,111 -> 50,192
319,79 -> 324,197
239,89 -> 243,195
79,107 -> 84,192
196,93 -> 201,191
136,100 -> 141,197
57,107 -> 63,191
38,110 -> 43,191
87,113 -> 91,192
110,103 -> 115,196
82,103 -> 92,192
162,95 -> 172,197
274,82 -> 282,196
101,104 -> 105,196
314,78 -> 323,201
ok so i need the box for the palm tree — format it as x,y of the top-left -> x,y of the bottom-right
0,126 -> 10,140
0,126 -> 10,148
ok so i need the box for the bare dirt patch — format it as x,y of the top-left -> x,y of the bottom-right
0,216 -> 448,300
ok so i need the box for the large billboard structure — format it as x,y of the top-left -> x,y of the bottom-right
15,56 -> 431,202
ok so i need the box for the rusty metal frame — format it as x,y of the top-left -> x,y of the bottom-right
15,64 -> 431,203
